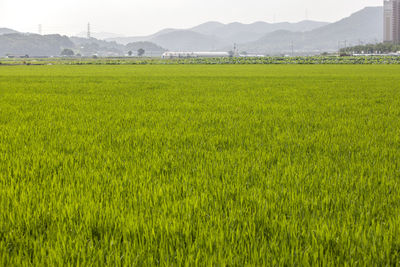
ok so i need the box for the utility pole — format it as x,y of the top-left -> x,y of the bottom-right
291,41 -> 294,57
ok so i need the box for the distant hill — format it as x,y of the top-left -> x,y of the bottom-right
124,41 -> 166,56
107,20 -> 329,49
0,33 -> 74,56
149,30 -> 226,51
75,32 -> 125,40
70,36 -> 126,56
241,7 -> 383,54
71,38 -> 166,56
0,28 -> 18,35
126,41 -> 165,52
106,29 -> 177,45
0,32 -> 166,57
189,22 -> 225,35
190,20 -> 330,44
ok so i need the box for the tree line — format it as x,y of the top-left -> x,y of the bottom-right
340,43 -> 400,54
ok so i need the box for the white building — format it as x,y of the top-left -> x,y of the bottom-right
162,52 -> 230,59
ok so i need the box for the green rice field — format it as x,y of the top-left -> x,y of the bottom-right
1,65 -> 400,265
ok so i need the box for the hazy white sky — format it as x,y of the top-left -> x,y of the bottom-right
0,0 -> 382,36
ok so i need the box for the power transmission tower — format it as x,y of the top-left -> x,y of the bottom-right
87,23 -> 91,39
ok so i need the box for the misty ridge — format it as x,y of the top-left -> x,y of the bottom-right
0,6 -> 382,57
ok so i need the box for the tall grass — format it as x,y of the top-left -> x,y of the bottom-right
0,65 -> 400,265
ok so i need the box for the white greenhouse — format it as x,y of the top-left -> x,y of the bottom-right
162,52 -> 230,59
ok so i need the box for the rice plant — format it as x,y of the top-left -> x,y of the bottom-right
0,65 -> 399,265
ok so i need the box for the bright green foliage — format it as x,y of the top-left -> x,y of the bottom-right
0,65 -> 400,265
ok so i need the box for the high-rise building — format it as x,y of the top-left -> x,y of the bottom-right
384,0 -> 400,43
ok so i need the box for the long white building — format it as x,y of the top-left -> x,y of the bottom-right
162,52 -> 230,59
384,0 -> 400,42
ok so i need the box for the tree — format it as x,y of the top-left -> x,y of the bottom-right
137,48 -> 145,57
128,51 -> 133,56
339,42 -> 400,54
61,48 -> 74,56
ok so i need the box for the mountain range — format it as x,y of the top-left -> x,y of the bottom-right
0,6 -> 384,56
241,6 -> 383,54
105,20 -> 329,49
107,7 -> 382,54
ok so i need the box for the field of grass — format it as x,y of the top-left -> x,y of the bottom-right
1,65 -> 400,265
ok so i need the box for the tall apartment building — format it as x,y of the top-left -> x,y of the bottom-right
384,0 -> 400,42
